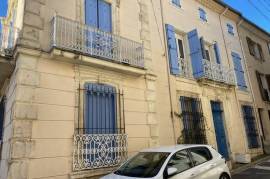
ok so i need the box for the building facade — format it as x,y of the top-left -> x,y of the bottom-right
238,20 -> 270,153
0,0 -> 268,178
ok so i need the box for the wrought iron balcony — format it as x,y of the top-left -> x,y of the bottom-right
202,60 -> 235,85
0,24 -> 19,56
51,16 -> 144,68
73,133 -> 128,171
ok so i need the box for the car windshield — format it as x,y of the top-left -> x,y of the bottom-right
114,152 -> 170,178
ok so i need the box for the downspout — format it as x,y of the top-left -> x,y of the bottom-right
218,7 -> 249,155
159,0 -> 177,144
236,19 -> 265,152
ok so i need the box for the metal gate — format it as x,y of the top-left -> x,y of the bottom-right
211,101 -> 229,159
179,96 -> 207,144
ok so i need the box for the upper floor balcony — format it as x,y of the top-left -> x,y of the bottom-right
201,59 -> 235,85
50,16 -> 144,69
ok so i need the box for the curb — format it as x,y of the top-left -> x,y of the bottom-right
231,155 -> 270,175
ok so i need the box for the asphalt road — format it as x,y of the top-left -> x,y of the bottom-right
233,159 -> 270,179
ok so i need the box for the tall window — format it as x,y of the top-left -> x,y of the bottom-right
246,37 -> 264,60
83,83 -> 125,134
85,0 -> 112,32
179,96 -> 207,144
176,35 -> 190,77
242,105 -> 260,149
199,8 -> 207,22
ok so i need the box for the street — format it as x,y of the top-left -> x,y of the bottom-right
233,159 -> 270,179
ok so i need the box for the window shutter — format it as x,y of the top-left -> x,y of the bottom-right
85,83 -> 116,134
257,44 -> 264,60
172,0 -> 180,7
246,37 -> 255,56
266,75 -> 270,90
177,39 -> 185,58
232,52 -> 247,90
85,0 -> 98,27
199,8 -> 206,21
98,0 -> 112,32
227,24 -> 234,35
200,37 -> 207,60
188,29 -> 204,78
165,24 -> 180,75
256,71 -> 267,101
214,42 -> 221,64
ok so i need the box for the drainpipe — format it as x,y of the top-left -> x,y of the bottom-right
159,0 -> 177,144
218,7 -> 249,155
236,19 -> 265,153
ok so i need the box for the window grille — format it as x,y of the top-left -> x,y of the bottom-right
179,96 -> 207,144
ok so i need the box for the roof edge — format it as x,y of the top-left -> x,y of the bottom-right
214,0 -> 270,37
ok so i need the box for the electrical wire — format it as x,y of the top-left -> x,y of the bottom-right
248,0 -> 270,22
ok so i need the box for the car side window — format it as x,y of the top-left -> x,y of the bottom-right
189,147 -> 213,166
167,150 -> 193,174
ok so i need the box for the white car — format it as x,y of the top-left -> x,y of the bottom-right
102,145 -> 231,179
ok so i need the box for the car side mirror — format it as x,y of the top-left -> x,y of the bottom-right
167,167 -> 177,176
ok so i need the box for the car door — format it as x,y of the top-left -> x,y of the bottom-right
188,147 -> 218,179
164,149 -> 198,179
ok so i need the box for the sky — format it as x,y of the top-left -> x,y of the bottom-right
0,0 -> 269,33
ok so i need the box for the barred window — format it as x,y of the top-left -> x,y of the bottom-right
179,96 -> 207,144
242,105 -> 260,149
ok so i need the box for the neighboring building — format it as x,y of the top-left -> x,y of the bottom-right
161,0 -> 262,164
0,0 -> 267,179
238,19 -> 270,153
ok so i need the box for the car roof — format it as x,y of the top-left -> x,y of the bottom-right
141,144 -> 211,153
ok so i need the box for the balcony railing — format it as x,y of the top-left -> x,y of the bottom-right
202,60 -> 235,85
73,133 -> 128,171
51,16 -> 144,68
0,25 -> 19,56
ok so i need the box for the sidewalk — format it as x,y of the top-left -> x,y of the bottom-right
231,154 -> 270,175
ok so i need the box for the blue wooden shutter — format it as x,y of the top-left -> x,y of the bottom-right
165,24 -> 180,75
199,8 -> 207,21
98,0 -> 112,32
85,83 -> 116,134
214,42 -> 221,64
227,24 -> 234,35
232,52 -> 247,90
188,29 -> 204,78
85,0 -> 98,27
172,0 -> 180,7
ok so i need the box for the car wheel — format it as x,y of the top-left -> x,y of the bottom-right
219,173 -> 231,179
